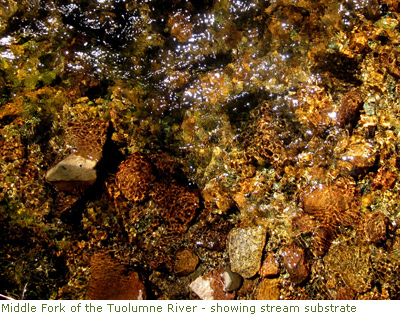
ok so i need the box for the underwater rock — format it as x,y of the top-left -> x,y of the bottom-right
202,179 -> 236,212
228,226 -> 267,278
0,135 -> 25,161
335,135 -> 377,178
281,244 -> 309,284
221,266 -> 243,292
360,211 -> 388,244
45,154 -> 97,194
299,178 -> 361,227
86,251 -> 146,300
313,225 -> 337,257
189,275 -> 213,300
174,249 -> 199,276
371,168 -> 396,191
189,268 -> 236,300
324,243 -> 372,293
337,90 -> 363,128
336,287 -> 355,300
150,181 -> 199,234
68,120 -> 109,162
116,152 -> 156,202
45,119 -> 109,194
259,252 -> 280,278
190,216 -> 233,251
168,9 -> 193,43
257,278 -> 281,300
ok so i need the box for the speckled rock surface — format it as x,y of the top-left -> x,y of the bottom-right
228,226 -> 267,278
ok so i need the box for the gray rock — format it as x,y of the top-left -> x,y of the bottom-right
222,266 -> 243,291
228,226 -> 267,278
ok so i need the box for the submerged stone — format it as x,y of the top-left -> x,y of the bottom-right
45,154 -> 97,194
228,226 -> 267,278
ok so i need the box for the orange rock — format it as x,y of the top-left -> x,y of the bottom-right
257,278 -> 281,300
259,252 -> 280,278
299,178 -> 361,227
371,167 -> 396,191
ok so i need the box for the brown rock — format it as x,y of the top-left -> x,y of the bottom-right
150,181 -> 199,234
257,278 -> 281,300
337,90 -> 363,127
190,216 -> 233,251
314,225 -> 337,257
174,249 -> 199,276
299,178 -> 361,227
259,252 -> 280,277
336,287 -> 355,300
281,244 -> 309,284
116,152 -> 156,202
86,251 -> 146,300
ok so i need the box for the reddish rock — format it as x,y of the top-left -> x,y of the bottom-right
281,244 -> 309,284
86,251 -> 146,300
259,252 -> 280,277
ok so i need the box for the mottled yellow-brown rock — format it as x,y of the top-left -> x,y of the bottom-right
228,226 -> 267,278
174,249 -> 199,276
116,152 -> 156,202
